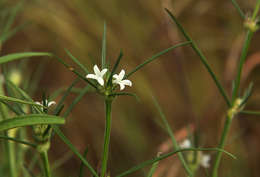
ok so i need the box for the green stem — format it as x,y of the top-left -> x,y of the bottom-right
0,85 -> 17,177
100,99 -> 112,177
232,31 -> 254,102
40,150 -> 51,177
211,115 -> 233,177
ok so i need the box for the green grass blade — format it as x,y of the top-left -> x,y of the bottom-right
152,96 -> 192,176
147,153 -> 160,177
165,8 -> 231,107
0,100 -> 23,115
78,147 -> 89,177
240,110 -> 260,116
52,126 -> 99,177
101,22 -> 106,69
125,41 -> 191,78
0,135 -> 37,148
0,114 -> 65,131
231,0 -> 245,19
107,50 -> 123,86
53,77 -> 80,115
115,148 -> 235,177
63,85 -> 90,118
0,22 -> 29,43
0,52 -> 52,64
65,49 -> 89,74
0,95 -> 44,107
53,55 -> 97,89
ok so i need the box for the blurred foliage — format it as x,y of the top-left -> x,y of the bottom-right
1,0 -> 260,177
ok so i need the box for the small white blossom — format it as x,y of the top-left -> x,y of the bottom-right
35,100 -> 56,109
113,70 -> 132,90
200,154 -> 211,168
180,139 -> 191,149
86,65 -> 108,86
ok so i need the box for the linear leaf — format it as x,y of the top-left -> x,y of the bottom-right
231,0 -> 245,19
0,114 -> 65,131
0,135 -> 36,148
0,95 -> 44,107
116,148 -> 235,177
101,22 -> 106,69
165,8 -> 231,107
65,49 -> 89,74
53,126 -> 99,177
126,41 -> 191,78
107,50 -> 123,86
0,52 -> 52,64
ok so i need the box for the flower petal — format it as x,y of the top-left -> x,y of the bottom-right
93,65 -> 100,75
200,154 -> 211,168
86,74 -> 97,79
48,101 -> 56,107
118,70 -> 125,80
180,139 -> 191,149
122,79 -> 132,87
97,77 -> 104,86
119,83 -> 125,90
100,68 -> 108,77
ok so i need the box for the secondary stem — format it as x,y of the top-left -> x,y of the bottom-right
40,150 -> 51,177
211,116 -> 232,177
101,98 -> 112,177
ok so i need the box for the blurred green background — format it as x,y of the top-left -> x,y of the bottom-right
1,0 -> 260,176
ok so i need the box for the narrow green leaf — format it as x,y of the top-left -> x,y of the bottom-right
147,153 -> 160,177
165,8 -> 231,108
0,95 -> 44,107
240,82 -> 253,106
53,126 -> 99,177
0,100 -> 22,115
78,147 -> 89,177
107,50 -> 123,86
126,41 -> 191,78
115,148 -> 235,177
0,52 -> 52,64
0,135 -> 37,148
53,77 -> 80,115
53,55 -> 97,89
65,49 -> 89,74
240,110 -> 260,116
0,114 -> 65,131
152,96 -> 192,176
101,22 -> 106,69
63,85 -> 90,118
231,0 -> 245,19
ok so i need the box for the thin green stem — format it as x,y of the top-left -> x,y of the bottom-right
165,9 -> 231,107
232,31 -> 254,102
211,116 -> 233,177
252,0 -> 260,20
40,151 -> 51,177
240,110 -> 260,115
231,0 -> 245,19
101,99 -> 112,177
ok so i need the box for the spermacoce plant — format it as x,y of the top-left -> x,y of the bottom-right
0,1 -> 260,177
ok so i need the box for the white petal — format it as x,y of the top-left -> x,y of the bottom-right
97,77 -> 104,86
48,101 -> 56,107
93,65 -> 100,75
180,139 -> 191,148
122,79 -> 132,87
118,70 -> 125,80
35,101 -> 42,106
113,74 -> 119,80
119,83 -> 125,90
100,68 -> 108,77
86,74 -> 97,79
200,154 -> 211,168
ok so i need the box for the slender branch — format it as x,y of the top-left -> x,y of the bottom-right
100,99 -> 112,177
40,151 -> 51,177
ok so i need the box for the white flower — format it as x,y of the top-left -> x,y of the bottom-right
113,70 -> 132,90
180,139 -> 191,149
200,154 -> 211,168
35,100 -> 56,109
86,65 -> 108,86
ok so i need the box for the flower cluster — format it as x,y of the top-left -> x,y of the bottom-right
180,139 -> 211,168
86,65 -> 132,90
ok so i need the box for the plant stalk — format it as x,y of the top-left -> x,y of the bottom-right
40,150 -> 51,177
101,99 -> 112,177
211,116 -> 232,177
